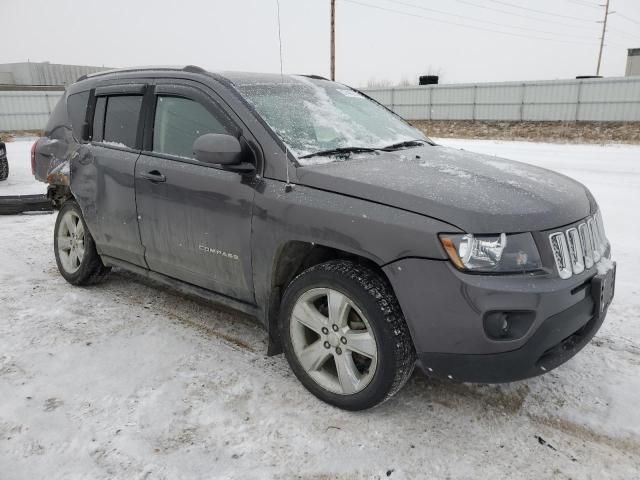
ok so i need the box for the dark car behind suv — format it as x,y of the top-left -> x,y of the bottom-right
33,66 -> 615,410
0,141 -> 8,181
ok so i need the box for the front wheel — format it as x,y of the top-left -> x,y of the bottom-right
54,201 -> 110,285
280,260 -> 416,410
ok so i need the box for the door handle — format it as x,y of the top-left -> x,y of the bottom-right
140,170 -> 166,183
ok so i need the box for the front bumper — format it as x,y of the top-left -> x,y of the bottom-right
383,257 -> 614,383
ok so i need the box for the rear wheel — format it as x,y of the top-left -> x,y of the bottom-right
54,201 -> 110,285
281,260 -> 415,410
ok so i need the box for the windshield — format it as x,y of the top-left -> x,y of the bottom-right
234,75 -> 427,164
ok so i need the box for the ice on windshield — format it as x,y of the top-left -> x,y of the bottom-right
234,75 -> 425,164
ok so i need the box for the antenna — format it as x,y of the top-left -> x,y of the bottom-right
276,0 -> 284,80
596,0 -> 612,76
276,0 -> 293,191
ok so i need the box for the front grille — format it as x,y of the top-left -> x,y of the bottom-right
549,213 -> 607,279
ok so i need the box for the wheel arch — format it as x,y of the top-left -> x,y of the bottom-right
47,184 -> 75,210
265,240 -> 399,356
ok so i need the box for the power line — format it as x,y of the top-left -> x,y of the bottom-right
381,0 -> 600,40
340,0 -> 603,45
617,12 -> 640,26
608,27 -> 640,41
456,0 -> 639,43
483,0 -> 597,22
409,0 -> 640,42
564,0 -> 601,9
453,0 -> 598,30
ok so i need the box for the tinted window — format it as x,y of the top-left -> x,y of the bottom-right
44,96 -> 70,138
153,96 -> 230,159
67,91 -> 90,141
102,95 -> 143,148
92,97 -> 106,142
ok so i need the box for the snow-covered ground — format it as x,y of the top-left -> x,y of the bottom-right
1,138 -> 639,479
0,139 -> 47,196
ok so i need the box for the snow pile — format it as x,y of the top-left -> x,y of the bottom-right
596,257 -> 615,276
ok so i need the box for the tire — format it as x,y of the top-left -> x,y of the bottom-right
0,194 -> 52,215
0,155 -> 8,181
54,200 -> 110,286
280,260 -> 416,410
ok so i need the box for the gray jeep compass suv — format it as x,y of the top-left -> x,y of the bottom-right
33,66 -> 615,410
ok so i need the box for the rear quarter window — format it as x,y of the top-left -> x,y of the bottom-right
44,95 -> 71,139
67,91 -> 90,142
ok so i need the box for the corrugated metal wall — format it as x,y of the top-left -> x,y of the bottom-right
0,62 -> 108,86
2,76 -> 639,131
24,63 -> 105,86
363,77 -> 640,122
0,89 -> 64,131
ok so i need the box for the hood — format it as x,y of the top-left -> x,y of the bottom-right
295,146 -> 595,234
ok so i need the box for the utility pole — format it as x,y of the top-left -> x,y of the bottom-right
330,0 -> 336,80
596,0 -> 611,76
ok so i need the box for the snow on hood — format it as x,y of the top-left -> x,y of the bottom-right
296,145 -> 595,233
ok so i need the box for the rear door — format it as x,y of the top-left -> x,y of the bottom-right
135,80 -> 255,302
78,83 -> 147,267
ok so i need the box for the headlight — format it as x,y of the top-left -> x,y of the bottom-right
439,232 -> 542,273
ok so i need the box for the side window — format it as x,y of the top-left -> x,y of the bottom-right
97,95 -> 143,148
153,96 -> 231,159
67,91 -> 90,141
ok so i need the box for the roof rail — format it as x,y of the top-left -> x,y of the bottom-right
300,74 -> 331,81
183,65 -> 206,74
75,65 -> 208,83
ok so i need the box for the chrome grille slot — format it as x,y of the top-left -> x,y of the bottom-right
566,228 -> 584,274
595,212 -> 607,249
549,232 -> 572,279
588,218 -> 601,262
578,223 -> 594,269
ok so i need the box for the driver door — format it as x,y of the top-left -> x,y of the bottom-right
135,81 -> 255,302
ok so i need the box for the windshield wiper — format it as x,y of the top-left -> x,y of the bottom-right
299,146 -> 379,159
299,140 -> 433,159
380,139 -> 430,151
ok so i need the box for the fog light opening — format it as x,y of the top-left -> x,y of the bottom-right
483,311 -> 535,341
485,312 -> 510,339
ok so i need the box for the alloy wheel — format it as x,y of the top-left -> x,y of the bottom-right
289,287 -> 378,395
57,210 -> 85,274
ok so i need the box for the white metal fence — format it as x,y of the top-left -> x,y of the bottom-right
362,76 -> 640,122
0,89 -> 64,131
2,76 -> 640,131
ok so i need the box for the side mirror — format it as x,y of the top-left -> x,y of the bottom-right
193,133 -> 243,165
193,133 -> 256,174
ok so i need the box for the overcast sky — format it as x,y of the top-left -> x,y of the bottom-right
3,0 -> 640,86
